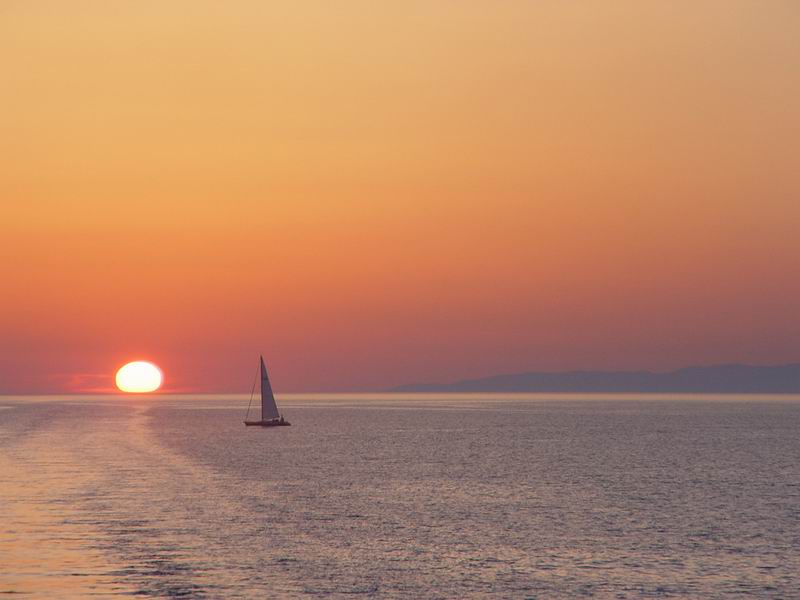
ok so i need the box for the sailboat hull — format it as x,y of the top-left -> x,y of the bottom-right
244,420 -> 291,427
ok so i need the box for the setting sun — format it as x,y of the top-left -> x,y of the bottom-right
115,361 -> 163,393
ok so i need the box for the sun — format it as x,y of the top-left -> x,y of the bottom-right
115,361 -> 163,393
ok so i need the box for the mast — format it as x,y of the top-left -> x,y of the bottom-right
260,355 -> 280,421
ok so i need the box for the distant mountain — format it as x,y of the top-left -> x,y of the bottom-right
392,364 -> 800,393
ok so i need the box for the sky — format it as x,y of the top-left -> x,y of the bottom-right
2,1 -> 799,393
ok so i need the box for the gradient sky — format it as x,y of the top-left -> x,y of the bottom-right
2,1 -> 799,393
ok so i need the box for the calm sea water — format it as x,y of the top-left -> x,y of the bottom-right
1,394 -> 799,598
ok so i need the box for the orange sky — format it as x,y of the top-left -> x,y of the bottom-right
2,1 -> 799,393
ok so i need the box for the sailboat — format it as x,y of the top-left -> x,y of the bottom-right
244,356 -> 291,427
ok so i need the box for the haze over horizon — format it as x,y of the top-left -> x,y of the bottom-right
2,1 -> 799,394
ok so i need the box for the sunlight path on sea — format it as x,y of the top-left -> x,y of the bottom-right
0,401 -> 302,598
0,404 -> 137,597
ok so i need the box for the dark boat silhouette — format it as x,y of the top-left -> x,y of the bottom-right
244,356 -> 291,427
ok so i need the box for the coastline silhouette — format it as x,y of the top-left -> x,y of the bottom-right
394,363 -> 800,393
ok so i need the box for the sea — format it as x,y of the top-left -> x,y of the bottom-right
1,394 -> 799,598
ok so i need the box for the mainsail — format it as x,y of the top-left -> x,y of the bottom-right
260,356 -> 280,420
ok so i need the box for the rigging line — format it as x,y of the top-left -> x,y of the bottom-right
244,363 -> 259,421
